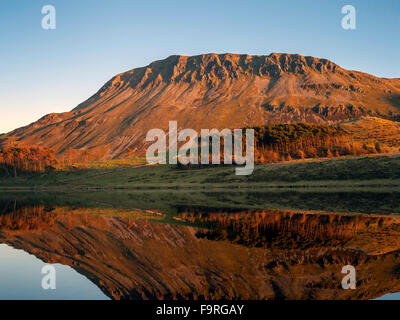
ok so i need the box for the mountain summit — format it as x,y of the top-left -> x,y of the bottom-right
1,53 -> 400,160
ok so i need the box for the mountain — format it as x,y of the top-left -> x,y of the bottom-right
1,53 -> 400,160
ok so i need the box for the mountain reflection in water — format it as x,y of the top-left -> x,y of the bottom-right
1,198 -> 400,300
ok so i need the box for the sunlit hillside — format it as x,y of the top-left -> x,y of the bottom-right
341,117 -> 400,151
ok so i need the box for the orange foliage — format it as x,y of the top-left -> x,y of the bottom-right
0,206 -> 57,232
181,210 -> 389,249
252,123 -> 379,163
0,145 -> 58,176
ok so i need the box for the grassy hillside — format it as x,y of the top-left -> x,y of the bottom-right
341,117 -> 400,151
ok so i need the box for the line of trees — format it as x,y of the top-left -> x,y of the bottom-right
0,145 -> 58,177
251,123 -> 384,163
0,205 -> 57,232
184,123 -> 386,166
181,210 -> 387,249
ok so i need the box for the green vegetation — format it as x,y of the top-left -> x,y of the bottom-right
253,123 -> 347,143
1,154 -> 400,190
56,156 -> 146,170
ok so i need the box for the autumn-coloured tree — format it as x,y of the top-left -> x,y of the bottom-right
180,210 -> 390,249
0,205 -> 57,232
179,123 -> 382,168
250,123 -> 380,163
0,145 -> 58,177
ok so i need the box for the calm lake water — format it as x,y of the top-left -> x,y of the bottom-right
1,190 -> 400,300
0,244 -> 108,300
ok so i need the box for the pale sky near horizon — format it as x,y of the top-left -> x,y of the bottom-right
0,0 -> 399,134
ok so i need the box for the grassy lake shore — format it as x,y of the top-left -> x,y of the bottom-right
1,153 -> 400,191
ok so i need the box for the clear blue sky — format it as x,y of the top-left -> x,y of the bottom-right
0,0 -> 399,133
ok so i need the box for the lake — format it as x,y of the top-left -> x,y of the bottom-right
0,190 -> 400,300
